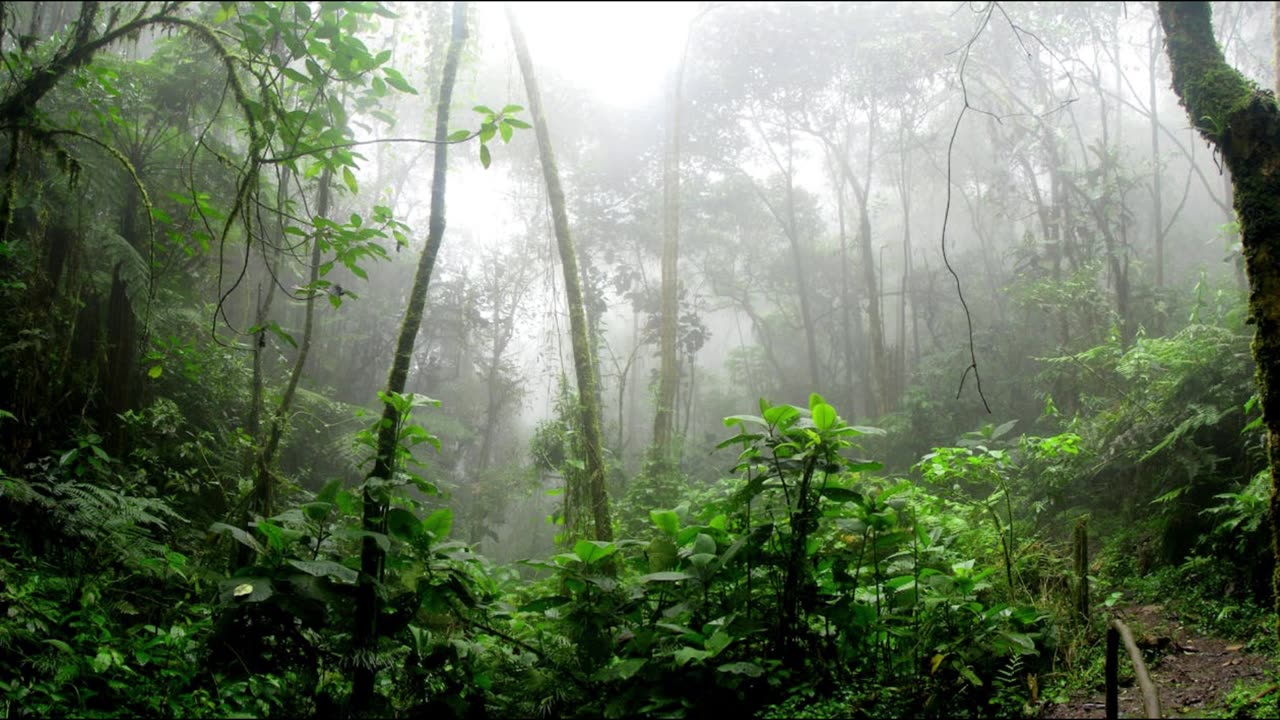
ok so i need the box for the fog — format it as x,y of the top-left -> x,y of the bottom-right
240,1 -> 1270,561
6,1 -> 1273,561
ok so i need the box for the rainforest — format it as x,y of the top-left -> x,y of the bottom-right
2,2 -> 1279,718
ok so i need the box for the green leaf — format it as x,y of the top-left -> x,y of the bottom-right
674,647 -> 709,665
211,522 -> 264,555
147,365 -> 163,379
479,144 -> 491,169
504,117 -> 532,129
422,508 -> 452,540
819,486 -> 861,502
383,67 -> 417,94
219,577 -> 273,603
282,67 -> 310,85
386,507 -> 421,541
255,520 -> 285,551
650,508 -> 680,535
287,559 -> 358,584
722,414 -> 767,428
573,540 -> 617,564
605,658 -> 647,681
999,631 -> 1037,655
447,129 -> 471,142
846,461 -> 883,473
812,403 -> 836,431
342,167 -> 358,194
473,105 -> 495,115
499,121 -> 513,143
44,639 -> 73,654
693,533 -> 716,556
500,104 -> 524,114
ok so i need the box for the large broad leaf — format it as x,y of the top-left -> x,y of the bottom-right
386,507 -> 421,541
999,631 -> 1038,655
287,559 -> 358,584
573,540 -> 617,565
674,646 -> 710,666
819,486 -> 862,502
762,404 -> 800,429
604,658 -> 647,681
335,528 -> 390,552
422,508 -> 452,540
693,533 -> 717,557
650,508 -> 680,535
812,403 -> 837,431
219,577 -> 273,603
210,522 -> 264,555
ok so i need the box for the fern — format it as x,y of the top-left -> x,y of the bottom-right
85,226 -> 151,323
1139,404 -> 1234,463
5,472 -> 184,568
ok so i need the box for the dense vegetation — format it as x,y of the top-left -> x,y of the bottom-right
1,1 -> 1277,718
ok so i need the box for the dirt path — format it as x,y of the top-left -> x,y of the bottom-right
1043,604 -> 1275,719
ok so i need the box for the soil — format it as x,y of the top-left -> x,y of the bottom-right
1042,604 -> 1276,719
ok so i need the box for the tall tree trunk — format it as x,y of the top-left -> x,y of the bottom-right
1149,19 -> 1166,289
1159,0 -> 1280,641
351,3 -> 467,712
785,154 -> 822,392
831,155 -> 857,415
835,109 -> 886,416
508,7 -> 613,544
652,62 -> 681,466
895,118 -> 915,402
103,185 -> 141,452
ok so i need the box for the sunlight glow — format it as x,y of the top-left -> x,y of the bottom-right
495,1 -> 701,106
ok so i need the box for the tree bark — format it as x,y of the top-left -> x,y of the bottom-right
1149,19 -> 1166,289
508,7 -> 613,543
1159,0 -> 1280,642
351,3 -> 468,712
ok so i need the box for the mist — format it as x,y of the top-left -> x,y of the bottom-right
2,2 -> 1277,717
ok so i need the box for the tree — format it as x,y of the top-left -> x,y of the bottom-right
1158,0 -> 1280,638
508,8 -> 613,543
352,2 -> 468,710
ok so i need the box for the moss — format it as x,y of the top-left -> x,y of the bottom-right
1160,0 -> 1280,642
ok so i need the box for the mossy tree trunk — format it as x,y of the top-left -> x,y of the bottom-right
350,2 -> 468,712
1159,0 -> 1280,640
509,7 -> 613,543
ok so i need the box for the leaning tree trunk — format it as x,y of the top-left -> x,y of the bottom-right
509,7 -> 613,543
351,2 -> 468,712
1159,0 -> 1280,640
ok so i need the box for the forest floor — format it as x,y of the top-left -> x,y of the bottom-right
1042,604 -> 1277,719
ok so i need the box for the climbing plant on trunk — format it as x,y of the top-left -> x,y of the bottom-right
351,2 -> 468,711
509,7 -> 613,543
1158,0 -> 1280,639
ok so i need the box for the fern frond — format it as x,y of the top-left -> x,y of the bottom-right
86,227 -> 150,322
